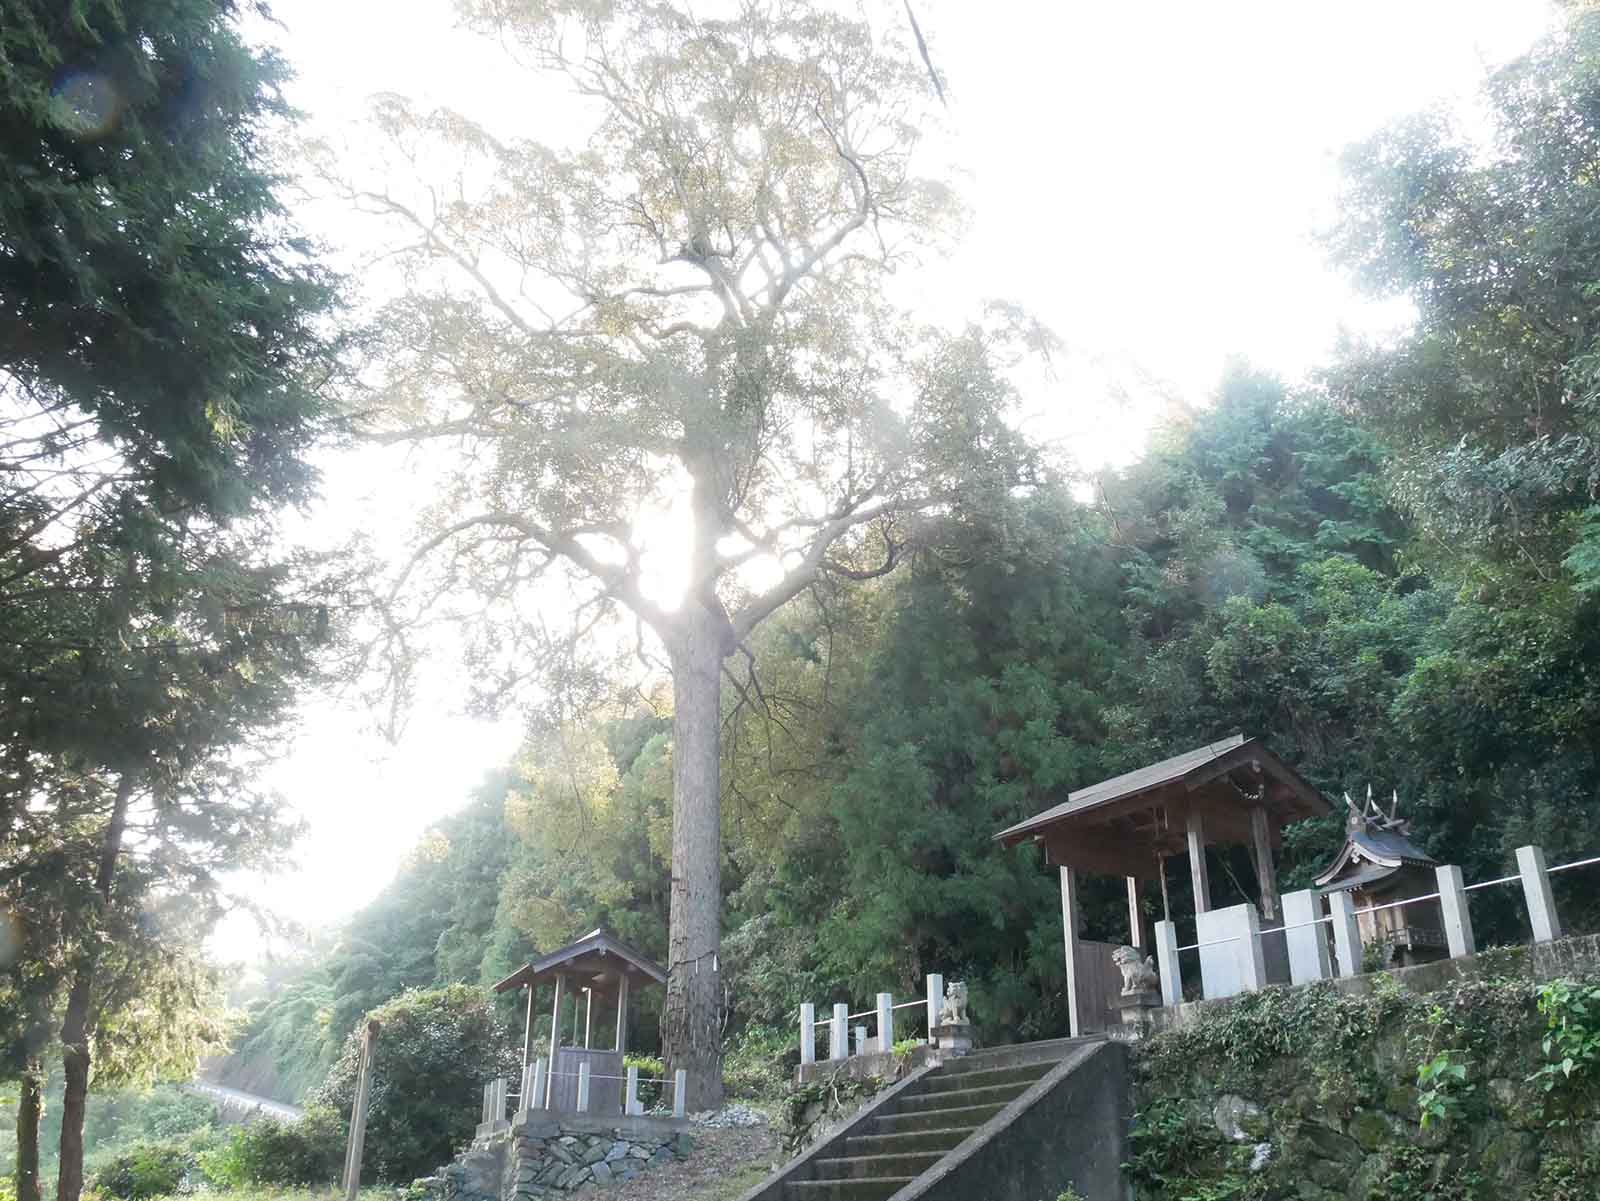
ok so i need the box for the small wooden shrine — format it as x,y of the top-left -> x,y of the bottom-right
492,929 -> 666,1117
1313,789 -> 1445,968
994,734 -> 1331,1032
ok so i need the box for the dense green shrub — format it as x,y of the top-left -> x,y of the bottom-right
89,1142 -> 191,1200
723,1025 -> 795,1102
311,985 -> 519,1183
623,1054 -> 666,1108
200,1106 -> 345,1188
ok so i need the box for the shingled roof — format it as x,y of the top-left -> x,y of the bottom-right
491,929 -> 666,994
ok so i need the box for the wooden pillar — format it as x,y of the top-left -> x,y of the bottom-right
342,1020 -> 379,1201
1186,810 -> 1212,915
1126,876 -> 1143,949
583,987 -> 593,1049
521,983 -> 536,1076
1059,865 -> 1082,1038
1158,854 -> 1172,921
1250,807 -> 1279,922
545,973 -> 564,1109
614,972 -> 630,1053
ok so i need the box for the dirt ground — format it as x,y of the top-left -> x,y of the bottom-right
598,1123 -> 782,1201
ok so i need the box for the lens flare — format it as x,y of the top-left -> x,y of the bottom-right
52,70 -> 123,139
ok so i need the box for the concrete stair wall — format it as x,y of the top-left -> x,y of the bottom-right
736,1037 -> 1128,1201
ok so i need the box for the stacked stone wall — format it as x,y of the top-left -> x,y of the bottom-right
423,1114 -> 693,1200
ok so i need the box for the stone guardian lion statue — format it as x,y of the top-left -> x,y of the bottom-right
1112,945 -> 1160,996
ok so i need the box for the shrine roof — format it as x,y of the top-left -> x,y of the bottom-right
491,929 -> 667,993
994,734 -> 1329,852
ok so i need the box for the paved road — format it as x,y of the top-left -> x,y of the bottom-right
185,1080 -> 304,1122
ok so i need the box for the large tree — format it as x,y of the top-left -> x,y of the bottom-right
330,0 -> 1037,1104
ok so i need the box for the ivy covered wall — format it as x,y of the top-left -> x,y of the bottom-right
1127,962 -> 1600,1201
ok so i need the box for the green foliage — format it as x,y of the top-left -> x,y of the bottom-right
88,1143 -> 190,1200
1527,979 -> 1600,1123
623,1055 -> 667,1109
310,985 -> 518,1184
1415,1050 -> 1471,1129
199,1108 -> 345,1190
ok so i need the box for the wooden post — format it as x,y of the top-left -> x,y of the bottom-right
1158,854 -> 1172,921
614,972 -> 630,1053
583,987 -> 593,1049
546,973 -> 564,1109
341,1020 -> 379,1201
1059,865 -> 1082,1038
521,983 -> 536,1077
1250,807 -> 1279,921
1126,876 -> 1143,948
1187,810 -> 1211,914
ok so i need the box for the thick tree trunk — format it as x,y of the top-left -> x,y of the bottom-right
660,603 -> 726,1111
16,1057 -> 44,1201
56,771 -> 134,1201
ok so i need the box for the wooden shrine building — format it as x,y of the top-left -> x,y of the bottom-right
1313,790 -> 1445,968
994,734 -> 1331,1032
493,929 -> 666,1117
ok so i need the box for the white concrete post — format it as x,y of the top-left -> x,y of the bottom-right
1235,904 -> 1267,993
576,1060 -> 591,1114
481,1083 -> 492,1124
1327,889 -> 1361,977
926,973 -> 943,1034
1437,864 -> 1476,959
799,1003 -> 815,1066
876,993 -> 894,1053
624,1065 -> 639,1117
672,1070 -> 687,1118
853,1026 -> 868,1056
1154,919 -> 1181,1008
830,1003 -> 848,1061
530,1058 -> 547,1110
1282,889 -> 1331,985
1517,845 -> 1562,943
519,1062 -> 537,1115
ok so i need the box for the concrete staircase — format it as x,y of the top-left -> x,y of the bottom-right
740,1037 -> 1129,1201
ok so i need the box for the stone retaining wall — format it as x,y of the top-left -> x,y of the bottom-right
424,1113 -> 693,1200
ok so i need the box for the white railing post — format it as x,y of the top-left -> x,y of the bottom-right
494,1077 -> 509,1121
531,1057 -> 547,1110
831,1003 -> 848,1060
624,1065 -> 639,1116
519,1062 -> 536,1115
877,993 -> 894,1053
1154,919 -> 1181,1008
481,1082 -> 492,1124
853,1025 -> 868,1056
1282,889 -> 1330,985
576,1061 -> 591,1114
799,1003 -> 815,1066
1437,864 -> 1476,959
1327,890 -> 1361,977
1517,845 -> 1562,943
672,1070 -> 687,1118
925,973 -> 943,1033
1236,904 -> 1266,992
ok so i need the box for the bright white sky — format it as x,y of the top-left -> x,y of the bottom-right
211,0 -> 1560,962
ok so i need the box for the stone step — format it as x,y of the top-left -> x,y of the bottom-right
915,1061 -> 1054,1096
785,1177 -> 919,1201
866,1101 -> 1008,1135
936,1036 -> 1097,1075
890,1080 -> 1032,1115
842,1127 -> 972,1158
810,1151 -> 944,1180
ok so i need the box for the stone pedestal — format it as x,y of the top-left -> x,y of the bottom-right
930,1022 -> 974,1057
1114,990 -> 1161,1040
